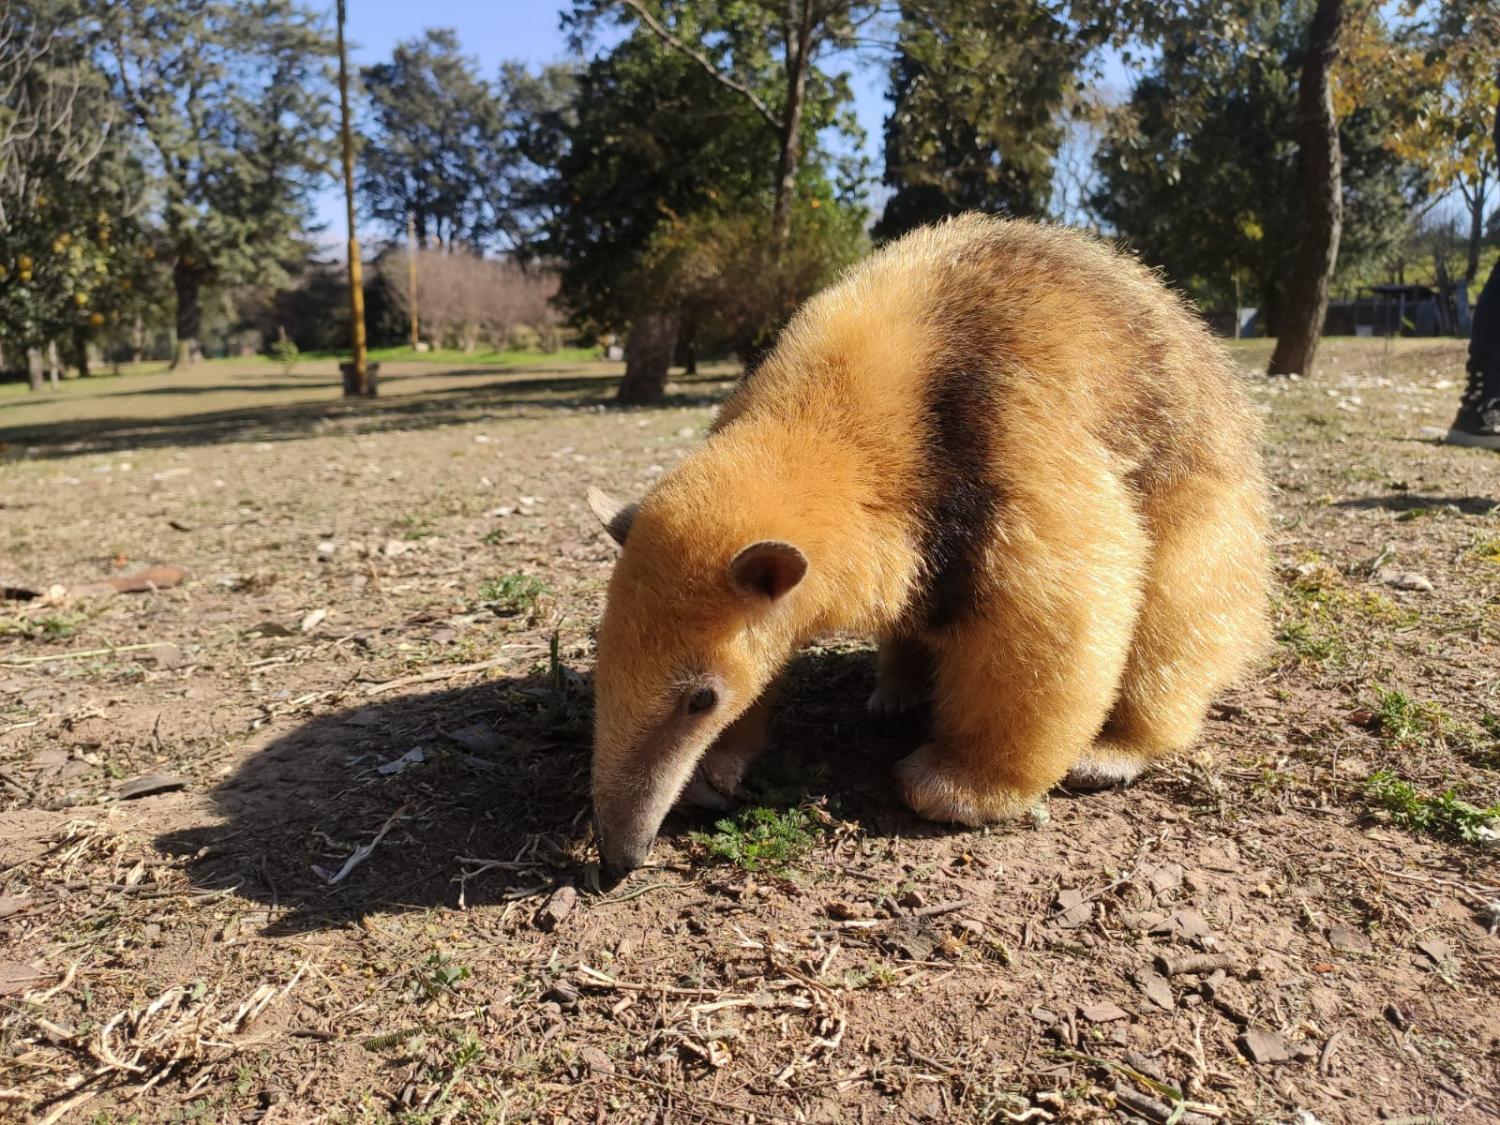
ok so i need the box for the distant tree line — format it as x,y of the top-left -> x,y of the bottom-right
3,0 -> 1495,396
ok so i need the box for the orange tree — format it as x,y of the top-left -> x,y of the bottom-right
1340,1 -> 1500,284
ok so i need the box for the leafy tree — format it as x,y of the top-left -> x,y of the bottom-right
875,0 -> 1085,240
0,0 -> 153,387
498,61 -> 578,257
571,0 -> 871,251
360,29 -> 506,250
1343,2 -> 1500,285
94,0 -> 334,368
1093,0 -> 1411,341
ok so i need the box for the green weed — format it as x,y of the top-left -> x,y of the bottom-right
411,952 -> 471,1002
1372,689 -> 1448,749
1276,621 -> 1341,664
1471,536 -> 1500,564
478,572 -> 546,614
1365,771 -> 1499,845
690,806 -> 823,872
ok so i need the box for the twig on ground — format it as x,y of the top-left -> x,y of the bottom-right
1,643 -> 161,666
316,804 -> 409,884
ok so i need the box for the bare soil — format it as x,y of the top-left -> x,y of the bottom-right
1,341 -> 1497,1124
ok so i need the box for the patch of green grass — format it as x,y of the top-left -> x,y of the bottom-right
478,572 -> 547,614
1471,535 -> 1500,564
1372,688 -> 1449,749
690,805 -> 823,872
1276,621 -> 1342,664
392,513 -> 435,541
1395,506 -> 1438,522
1365,770 -> 1499,845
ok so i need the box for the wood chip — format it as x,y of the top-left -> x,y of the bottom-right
1239,1026 -> 1315,1065
0,962 -> 50,997
1327,925 -> 1371,954
537,885 -> 577,931
1080,1001 -> 1129,1023
117,773 -> 187,800
1054,887 -> 1093,928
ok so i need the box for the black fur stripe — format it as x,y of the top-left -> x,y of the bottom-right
917,365 -> 1002,629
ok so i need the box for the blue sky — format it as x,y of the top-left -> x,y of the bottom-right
316,0 -> 892,243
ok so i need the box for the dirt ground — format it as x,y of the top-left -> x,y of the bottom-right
1,340 -> 1497,1124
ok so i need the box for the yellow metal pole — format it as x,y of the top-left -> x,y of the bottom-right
407,209 -> 419,350
336,0 -> 371,396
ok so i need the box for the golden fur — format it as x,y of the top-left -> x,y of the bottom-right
588,214 -> 1269,877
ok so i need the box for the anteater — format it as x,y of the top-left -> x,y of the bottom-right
585,214 -> 1270,881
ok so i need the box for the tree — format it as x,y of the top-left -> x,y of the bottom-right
498,61 -> 578,257
360,30 -> 505,250
874,0 -> 1084,240
1093,0 -> 1410,336
1342,2 -> 1500,286
1267,0 -> 1344,377
545,31 -> 769,402
572,0 -> 873,251
95,0 -> 333,368
0,0 -> 150,388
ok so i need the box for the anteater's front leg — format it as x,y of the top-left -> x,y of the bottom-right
677,680 -> 781,811
894,468 -> 1148,824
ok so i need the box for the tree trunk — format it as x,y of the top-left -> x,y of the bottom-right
770,0 -> 814,252
1268,0 -> 1345,378
26,348 -> 44,392
1463,165 -> 1488,285
172,263 -> 203,369
74,327 -> 91,378
618,314 -> 679,405
46,340 -> 60,388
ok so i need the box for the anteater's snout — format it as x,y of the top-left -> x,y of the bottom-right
593,808 -> 652,888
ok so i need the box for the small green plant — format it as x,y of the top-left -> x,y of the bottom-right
1372,689 -> 1448,749
1276,621 -> 1340,664
1471,536 -> 1500,564
690,805 -> 822,871
392,513 -> 434,541
478,572 -> 546,614
1395,506 -> 1436,523
268,328 -> 299,373
1365,771 -> 1499,845
411,952 -> 471,1001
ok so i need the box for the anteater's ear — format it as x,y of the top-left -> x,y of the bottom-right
728,540 -> 808,601
586,486 -> 638,546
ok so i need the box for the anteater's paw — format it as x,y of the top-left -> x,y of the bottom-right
675,745 -> 754,812
866,683 -> 926,719
1061,745 -> 1147,792
893,744 -> 1038,827
677,771 -> 739,812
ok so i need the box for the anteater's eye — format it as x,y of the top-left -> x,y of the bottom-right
686,687 -> 717,715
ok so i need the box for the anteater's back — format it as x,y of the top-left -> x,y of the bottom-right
714,213 -> 1261,506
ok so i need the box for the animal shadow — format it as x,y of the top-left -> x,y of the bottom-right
156,646 -> 940,933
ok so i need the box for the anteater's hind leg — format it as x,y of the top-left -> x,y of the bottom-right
1066,475 -> 1269,790
895,459 -> 1149,824
867,635 -> 932,718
